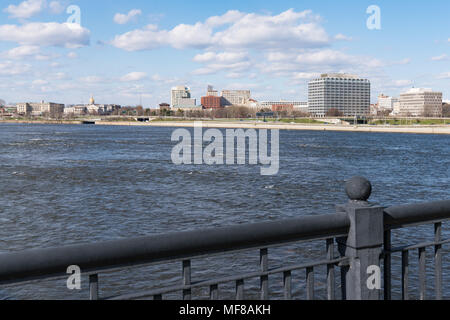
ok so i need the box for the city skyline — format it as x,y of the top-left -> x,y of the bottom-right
1,0 -> 450,106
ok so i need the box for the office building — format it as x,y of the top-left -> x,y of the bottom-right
171,86 -> 196,108
17,101 -> 64,116
398,88 -> 442,117
201,96 -> 222,109
377,94 -> 398,112
308,73 -> 370,117
221,90 -> 251,106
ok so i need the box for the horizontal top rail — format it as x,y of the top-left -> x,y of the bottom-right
0,212 -> 350,285
384,200 -> 450,229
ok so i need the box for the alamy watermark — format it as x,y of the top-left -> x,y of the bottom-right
367,265 -> 382,290
171,122 -> 279,176
66,265 -> 81,290
366,5 -> 381,30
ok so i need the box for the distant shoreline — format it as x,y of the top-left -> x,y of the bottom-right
1,119 -> 450,135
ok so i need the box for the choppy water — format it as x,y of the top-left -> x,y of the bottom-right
0,123 -> 449,300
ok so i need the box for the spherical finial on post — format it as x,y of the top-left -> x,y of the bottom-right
345,177 -> 372,201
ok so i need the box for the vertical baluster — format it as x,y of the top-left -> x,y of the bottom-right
306,267 -> 314,300
236,280 -> 244,300
182,260 -> 191,300
260,248 -> 268,300
435,223 -> 442,300
153,294 -> 162,300
402,250 -> 409,300
89,274 -> 99,300
326,239 -> 335,300
283,271 -> 292,300
419,248 -> 426,300
384,230 -> 392,300
337,238 -> 348,300
210,284 -> 218,300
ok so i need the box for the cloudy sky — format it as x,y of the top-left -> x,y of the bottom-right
1,0 -> 450,107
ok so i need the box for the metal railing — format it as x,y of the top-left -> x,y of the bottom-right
0,176 -> 449,300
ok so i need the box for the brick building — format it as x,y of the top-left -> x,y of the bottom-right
201,96 -> 222,109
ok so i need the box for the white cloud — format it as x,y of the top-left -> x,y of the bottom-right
32,79 -> 48,86
49,1 -> 64,14
53,72 -> 67,80
114,9 -> 142,25
266,51 -> 296,62
192,61 -> 252,75
394,58 -> 411,65
3,0 -> 45,19
294,49 -> 383,68
392,80 -> 413,87
0,22 -> 90,48
205,10 -> 245,27
296,50 -> 352,65
67,52 -> 78,59
437,72 -> 450,79
80,76 -> 103,83
334,33 -> 352,41
121,72 -> 147,82
431,54 -> 448,61
212,10 -> 328,49
193,51 -> 248,63
3,45 -> 60,61
192,51 -> 251,75
0,61 -> 31,76
292,72 -> 320,79
111,9 -> 329,51
3,45 -> 40,59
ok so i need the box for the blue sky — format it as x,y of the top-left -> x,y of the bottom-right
1,0 -> 450,107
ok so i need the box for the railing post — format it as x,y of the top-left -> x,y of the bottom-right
337,177 -> 385,300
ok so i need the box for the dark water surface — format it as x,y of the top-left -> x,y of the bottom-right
0,124 -> 449,299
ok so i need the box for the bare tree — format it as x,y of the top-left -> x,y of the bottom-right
325,108 -> 344,117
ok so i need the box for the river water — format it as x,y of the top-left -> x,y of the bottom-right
0,123 -> 449,299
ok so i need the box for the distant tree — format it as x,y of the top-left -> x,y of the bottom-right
175,109 -> 184,117
292,110 -> 310,118
443,104 -> 450,117
326,108 -> 344,117
135,106 -> 144,116
378,109 -> 392,117
422,106 -> 436,118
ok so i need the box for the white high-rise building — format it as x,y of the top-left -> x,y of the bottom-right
308,73 -> 370,117
171,86 -> 196,108
377,94 -> 398,112
399,88 -> 442,117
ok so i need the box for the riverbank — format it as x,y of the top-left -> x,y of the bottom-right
2,119 -> 450,135
96,120 -> 450,135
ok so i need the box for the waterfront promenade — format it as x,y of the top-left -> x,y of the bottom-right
142,120 -> 450,135
1,119 -> 450,135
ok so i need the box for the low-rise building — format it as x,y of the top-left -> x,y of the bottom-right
17,101 -> 64,116
260,101 -> 308,113
159,103 -> 171,111
221,90 -> 251,106
201,96 -> 222,109
64,105 -> 87,115
399,88 -> 442,117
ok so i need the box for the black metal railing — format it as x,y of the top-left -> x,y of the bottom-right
0,177 -> 449,300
